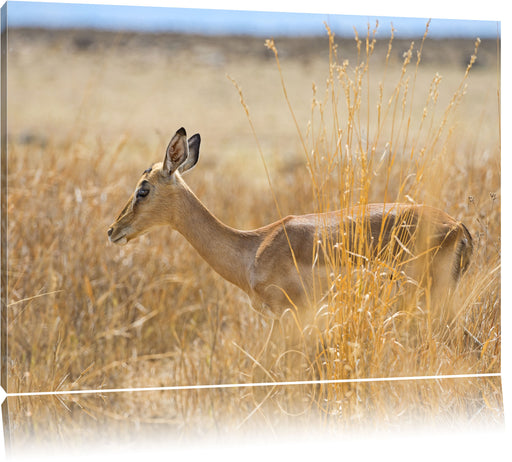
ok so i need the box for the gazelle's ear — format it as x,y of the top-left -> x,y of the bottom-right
163,127 -> 188,176
179,134 -> 201,174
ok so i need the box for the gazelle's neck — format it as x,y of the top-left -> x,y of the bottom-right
171,178 -> 256,293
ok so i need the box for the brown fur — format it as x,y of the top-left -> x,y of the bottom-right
108,128 -> 473,318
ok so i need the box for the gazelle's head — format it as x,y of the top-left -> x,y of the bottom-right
107,127 -> 200,245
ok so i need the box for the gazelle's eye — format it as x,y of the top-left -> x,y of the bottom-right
136,188 -> 149,199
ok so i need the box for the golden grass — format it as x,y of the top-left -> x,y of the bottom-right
5,375 -> 503,452
5,25 -> 501,447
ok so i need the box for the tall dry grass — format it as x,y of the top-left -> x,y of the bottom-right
5,24 -> 501,445
234,25 -> 501,414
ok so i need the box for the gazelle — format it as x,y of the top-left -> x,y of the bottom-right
108,127 -> 473,317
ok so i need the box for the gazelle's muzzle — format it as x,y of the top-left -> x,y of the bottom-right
107,224 -> 128,245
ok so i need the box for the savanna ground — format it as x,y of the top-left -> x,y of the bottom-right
3,25 -> 501,454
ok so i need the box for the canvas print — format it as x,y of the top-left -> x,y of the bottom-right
0,0 -> 502,457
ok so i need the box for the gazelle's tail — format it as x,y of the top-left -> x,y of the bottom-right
454,223 -> 473,279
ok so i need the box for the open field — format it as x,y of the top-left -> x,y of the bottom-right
4,26 -> 501,452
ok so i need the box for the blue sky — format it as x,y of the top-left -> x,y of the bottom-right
6,0 -> 501,38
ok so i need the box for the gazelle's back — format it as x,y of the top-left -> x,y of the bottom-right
248,203 -> 472,314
